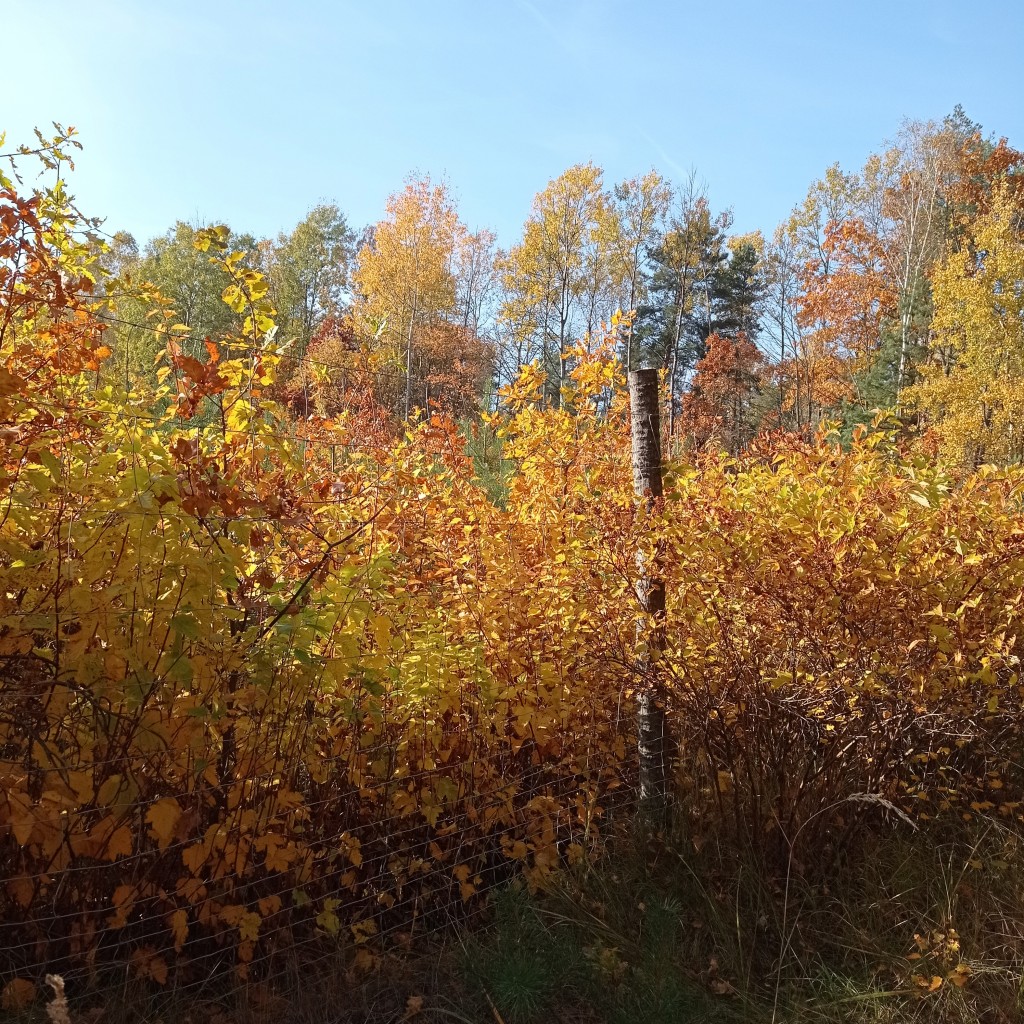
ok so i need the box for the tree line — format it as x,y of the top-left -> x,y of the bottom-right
98,105 -> 1024,466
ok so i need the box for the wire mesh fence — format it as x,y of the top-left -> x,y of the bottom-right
0,689 -> 645,1013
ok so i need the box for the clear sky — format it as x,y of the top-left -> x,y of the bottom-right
4,0 -> 1021,248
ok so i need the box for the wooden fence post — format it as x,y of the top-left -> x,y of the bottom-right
628,368 -> 672,821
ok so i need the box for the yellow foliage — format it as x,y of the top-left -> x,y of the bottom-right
3,162 -> 1024,989
907,187 -> 1024,465
351,175 -> 463,360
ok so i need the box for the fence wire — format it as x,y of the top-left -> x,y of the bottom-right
0,720 -> 643,1008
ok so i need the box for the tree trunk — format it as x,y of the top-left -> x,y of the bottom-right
628,368 -> 672,822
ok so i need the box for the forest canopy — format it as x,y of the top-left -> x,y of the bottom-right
77,107 -> 1024,464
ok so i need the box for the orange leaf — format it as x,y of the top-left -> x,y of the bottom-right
169,909 -> 188,952
104,825 -> 134,861
146,797 -> 182,850
2,978 -> 36,1010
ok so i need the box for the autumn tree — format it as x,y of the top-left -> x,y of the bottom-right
715,232 -> 765,339
680,331 -> 765,453
637,180 -> 732,433
350,176 -> 495,421
906,188 -> 1024,466
786,115 -> 997,426
637,186 -> 765,437
498,163 -> 614,405
284,313 -> 401,445
99,221 -> 259,391
264,203 -> 355,359
879,119 -> 963,394
797,217 -> 897,376
413,320 -> 494,419
351,176 -> 464,418
944,115 -> 1024,236
608,171 -> 671,370
782,164 -> 865,425
758,225 -> 807,430
847,113 -> 1022,410
455,228 -> 501,337
137,221 -> 259,345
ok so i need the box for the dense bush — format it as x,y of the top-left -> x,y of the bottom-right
2,163 -> 1024,1003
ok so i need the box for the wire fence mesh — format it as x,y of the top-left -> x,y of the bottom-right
0,713 -> 644,1010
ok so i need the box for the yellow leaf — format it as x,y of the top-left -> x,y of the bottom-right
317,907 -> 340,937
220,904 -> 245,927
258,895 -> 282,917
149,954 -> 167,987
504,839 -> 529,861
350,918 -> 378,944
108,884 -> 136,927
352,948 -> 378,973
132,948 -> 168,985
182,843 -> 208,875
340,832 -> 363,867
146,797 -> 182,849
239,911 -> 261,943
947,964 -> 971,988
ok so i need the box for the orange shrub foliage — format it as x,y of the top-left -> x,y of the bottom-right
0,186 -> 638,985
660,428 -> 1024,862
3,155 -> 1024,995
679,331 -> 764,452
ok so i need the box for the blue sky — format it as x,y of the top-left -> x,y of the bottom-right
5,0 -> 1021,247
